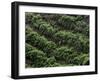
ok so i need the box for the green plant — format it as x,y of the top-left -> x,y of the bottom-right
25,13 -> 89,67
53,47 -> 73,62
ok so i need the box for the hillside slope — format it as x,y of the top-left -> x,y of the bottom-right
25,12 -> 89,68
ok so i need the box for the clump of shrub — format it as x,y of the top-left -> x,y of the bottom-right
54,31 -> 78,45
72,54 -> 89,65
25,13 -> 89,67
26,29 -> 57,57
53,46 -> 74,64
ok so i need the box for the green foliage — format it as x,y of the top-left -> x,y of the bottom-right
43,41 -> 57,57
26,29 -> 57,57
44,57 -> 61,67
25,12 -> 89,68
54,31 -> 78,45
58,16 -> 76,30
76,34 -> 89,53
74,21 -> 89,36
73,54 -> 89,65
26,50 -> 47,67
31,15 -> 57,38
25,43 -> 36,53
25,13 -> 33,24
58,15 -> 89,36
25,43 -> 46,67
25,27 -> 33,35
25,44 -> 60,67
54,47 -> 73,61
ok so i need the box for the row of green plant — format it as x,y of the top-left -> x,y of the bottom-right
25,13 -> 89,67
26,43 -> 61,67
42,14 -> 89,36
29,14 -> 89,47
26,13 -> 89,37
26,28 -> 89,65
54,30 -> 89,53
26,27 -> 57,57
26,43 -> 89,67
26,26 -> 89,54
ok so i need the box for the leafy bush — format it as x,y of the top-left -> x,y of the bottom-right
26,50 -> 47,67
72,54 -> 89,65
54,31 -> 78,46
72,37 -> 89,53
25,13 -> 89,67
31,15 -> 57,38
25,43 -> 46,67
74,21 -> 89,36
53,47 -> 73,62
25,13 -> 33,24
44,57 -> 61,67
25,27 -> 33,35
25,43 -> 36,53
26,30 -> 57,56
58,16 -> 76,30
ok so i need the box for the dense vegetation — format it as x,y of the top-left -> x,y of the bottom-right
25,12 -> 89,68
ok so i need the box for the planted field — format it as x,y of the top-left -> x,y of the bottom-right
25,12 -> 89,68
